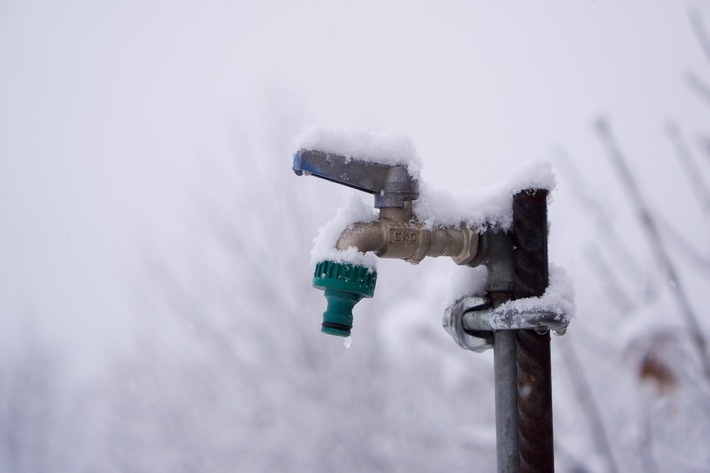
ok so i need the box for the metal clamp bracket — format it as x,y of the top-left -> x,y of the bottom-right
442,296 -> 493,352
443,295 -> 570,352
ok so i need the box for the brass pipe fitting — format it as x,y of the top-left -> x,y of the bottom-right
336,202 -> 479,265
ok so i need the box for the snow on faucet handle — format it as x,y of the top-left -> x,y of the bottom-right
294,127 -> 422,179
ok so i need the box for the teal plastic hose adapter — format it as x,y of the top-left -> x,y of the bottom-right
312,261 -> 377,337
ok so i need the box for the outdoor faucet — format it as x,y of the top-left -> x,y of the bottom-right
293,149 -> 479,337
294,140 -> 568,471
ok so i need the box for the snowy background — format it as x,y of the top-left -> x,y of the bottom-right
2,1 -> 710,471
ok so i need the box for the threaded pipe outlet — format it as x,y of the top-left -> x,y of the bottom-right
312,261 -> 377,337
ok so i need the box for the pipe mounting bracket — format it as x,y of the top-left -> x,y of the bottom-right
443,295 -> 570,352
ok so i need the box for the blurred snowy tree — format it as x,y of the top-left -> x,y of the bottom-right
0,331 -> 82,473
77,102 -> 498,473
550,13 -> 710,469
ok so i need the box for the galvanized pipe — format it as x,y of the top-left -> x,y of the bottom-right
494,329 -> 520,473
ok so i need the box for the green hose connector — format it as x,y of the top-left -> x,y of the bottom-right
312,261 -> 377,337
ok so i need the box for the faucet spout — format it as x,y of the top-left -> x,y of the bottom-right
336,222 -> 387,255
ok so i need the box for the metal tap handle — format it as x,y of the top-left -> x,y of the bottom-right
293,149 -> 419,208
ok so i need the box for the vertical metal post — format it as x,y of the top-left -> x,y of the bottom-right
494,330 -> 520,473
483,230 -> 520,473
513,190 -> 554,472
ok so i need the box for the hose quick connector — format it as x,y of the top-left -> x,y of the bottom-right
312,261 -> 377,337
